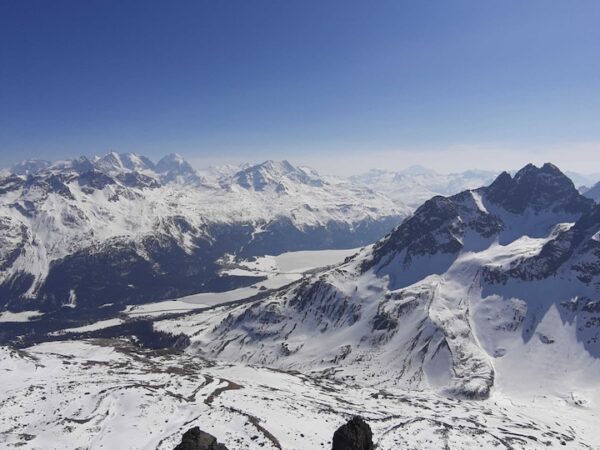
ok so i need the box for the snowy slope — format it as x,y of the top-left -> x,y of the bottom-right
162,163 -> 600,402
1,339 -> 597,450
0,153 -> 407,313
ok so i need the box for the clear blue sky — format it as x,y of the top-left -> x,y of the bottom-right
1,1 -> 600,173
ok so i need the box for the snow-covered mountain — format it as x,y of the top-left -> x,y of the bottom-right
170,163 -> 600,402
0,153 -> 407,315
229,160 -> 325,192
350,165 -> 499,208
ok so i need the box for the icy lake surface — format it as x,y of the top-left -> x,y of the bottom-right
125,247 -> 360,318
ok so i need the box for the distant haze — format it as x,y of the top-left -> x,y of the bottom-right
187,143 -> 600,177
3,148 -> 600,185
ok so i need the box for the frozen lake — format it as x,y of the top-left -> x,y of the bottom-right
125,247 -> 361,317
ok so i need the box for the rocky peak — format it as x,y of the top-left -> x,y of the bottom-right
362,163 -> 587,275
174,427 -> 229,450
485,163 -> 593,215
262,159 -> 295,173
362,195 -> 465,273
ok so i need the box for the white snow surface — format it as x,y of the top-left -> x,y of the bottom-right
1,339 -> 598,449
51,318 -> 124,335
0,310 -> 43,323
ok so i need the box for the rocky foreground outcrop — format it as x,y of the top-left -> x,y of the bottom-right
175,417 -> 374,450
332,416 -> 374,450
174,427 -> 229,450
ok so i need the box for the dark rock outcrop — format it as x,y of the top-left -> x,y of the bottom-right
174,427 -> 229,450
332,416 -> 374,450
485,163 -> 593,215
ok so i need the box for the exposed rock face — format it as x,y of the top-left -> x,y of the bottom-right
331,416 -> 374,450
486,163 -> 593,214
174,427 -> 229,450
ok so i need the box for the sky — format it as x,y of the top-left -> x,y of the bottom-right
1,0 -> 600,175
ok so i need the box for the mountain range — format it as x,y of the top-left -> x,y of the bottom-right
0,153 -> 407,315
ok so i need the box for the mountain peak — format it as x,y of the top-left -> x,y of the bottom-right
232,160 -> 323,191
155,153 -> 194,174
254,159 -> 297,175
95,152 -> 126,174
513,162 -> 562,180
118,153 -> 155,172
91,151 -> 153,175
485,163 -> 592,215
541,162 -> 562,173
159,152 -> 184,163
